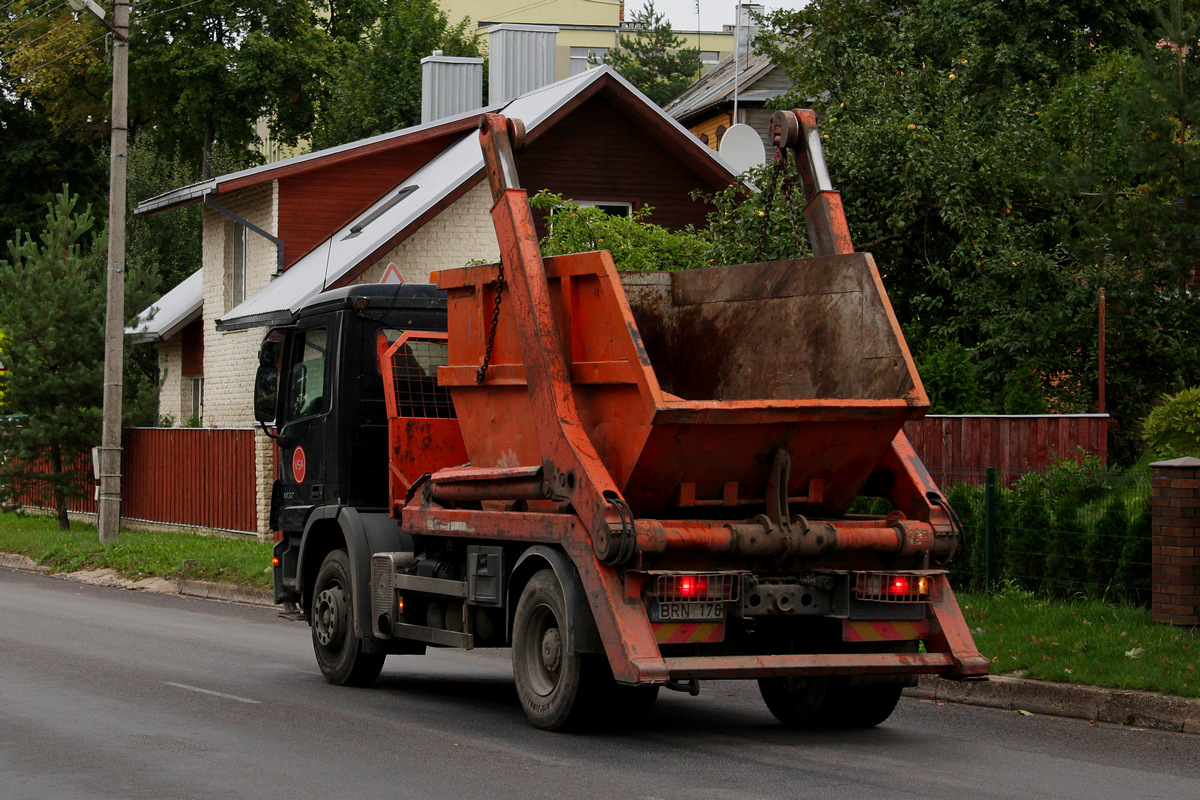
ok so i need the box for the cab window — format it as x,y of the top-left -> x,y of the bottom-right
288,327 -> 329,419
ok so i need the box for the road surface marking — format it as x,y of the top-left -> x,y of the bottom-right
165,682 -> 261,704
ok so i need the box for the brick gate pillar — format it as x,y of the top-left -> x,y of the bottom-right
1151,457 -> 1200,627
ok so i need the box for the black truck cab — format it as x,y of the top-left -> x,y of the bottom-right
255,283 -> 448,610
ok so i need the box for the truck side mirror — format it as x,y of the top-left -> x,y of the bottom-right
259,339 -> 282,367
254,330 -> 287,424
254,364 -> 279,424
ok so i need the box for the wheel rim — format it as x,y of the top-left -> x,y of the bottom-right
522,603 -> 562,698
313,583 -> 347,652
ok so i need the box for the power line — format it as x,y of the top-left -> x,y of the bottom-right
0,0 -> 69,43
8,30 -> 106,77
134,0 -> 205,24
1,14 -> 91,57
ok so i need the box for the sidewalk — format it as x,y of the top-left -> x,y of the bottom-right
4,551 -> 1197,734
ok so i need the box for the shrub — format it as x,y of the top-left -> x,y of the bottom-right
1142,386 -> 1200,458
529,191 -> 710,272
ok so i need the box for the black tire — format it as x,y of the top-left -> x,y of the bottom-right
609,683 -> 660,724
311,549 -> 385,687
815,679 -> 903,728
758,675 -> 829,728
512,569 -> 607,731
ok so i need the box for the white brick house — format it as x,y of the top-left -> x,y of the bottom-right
129,67 -> 738,535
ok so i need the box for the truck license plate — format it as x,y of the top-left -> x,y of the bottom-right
650,601 -> 725,622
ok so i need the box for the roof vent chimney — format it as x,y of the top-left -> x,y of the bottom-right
421,53 -> 484,124
736,4 -> 765,62
487,24 -> 559,106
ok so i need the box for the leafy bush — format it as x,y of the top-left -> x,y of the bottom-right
529,191 -> 710,272
1142,386 -> 1200,458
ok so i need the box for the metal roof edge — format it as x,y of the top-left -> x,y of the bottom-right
135,179 -> 217,216
215,309 -> 293,332
134,105 -> 505,216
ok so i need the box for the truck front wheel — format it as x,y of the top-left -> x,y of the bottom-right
311,549 -> 385,687
512,569 -> 602,730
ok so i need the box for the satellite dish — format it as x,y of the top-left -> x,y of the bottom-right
718,123 -> 766,174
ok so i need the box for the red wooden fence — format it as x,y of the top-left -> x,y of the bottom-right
11,417 -> 1107,530
11,428 -> 257,533
904,414 -> 1109,488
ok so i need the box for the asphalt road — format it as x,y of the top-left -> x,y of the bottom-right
2,567 -> 1198,800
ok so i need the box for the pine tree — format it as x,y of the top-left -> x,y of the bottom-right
0,189 -> 106,530
605,1 -> 701,106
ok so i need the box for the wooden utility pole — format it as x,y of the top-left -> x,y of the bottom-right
72,0 -> 130,542
1098,287 -> 1106,415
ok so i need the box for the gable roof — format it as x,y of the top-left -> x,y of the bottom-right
216,66 -> 736,331
126,269 -> 203,342
134,109 -> 491,217
130,66 -> 738,337
665,52 -> 788,124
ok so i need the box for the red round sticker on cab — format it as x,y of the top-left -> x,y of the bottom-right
292,446 -> 307,483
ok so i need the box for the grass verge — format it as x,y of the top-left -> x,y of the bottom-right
0,511 -> 273,588
3,511 -> 1196,698
961,586 -> 1199,698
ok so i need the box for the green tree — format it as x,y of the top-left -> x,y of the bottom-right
0,1 -> 111,142
604,1 -> 701,106
755,0 -> 1199,452
0,190 -> 106,529
310,0 -> 481,149
0,95 -> 107,249
131,0 -> 329,178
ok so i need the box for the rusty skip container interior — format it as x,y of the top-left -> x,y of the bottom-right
435,245 -> 928,520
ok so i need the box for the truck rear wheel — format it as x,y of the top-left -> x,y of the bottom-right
312,549 -> 385,687
757,676 -> 829,728
816,679 -> 903,728
512,569 -> 605,731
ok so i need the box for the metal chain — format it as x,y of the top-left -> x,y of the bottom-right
755,162 -> 781,261
780,173 -> 806,255
476,262 -> 506,384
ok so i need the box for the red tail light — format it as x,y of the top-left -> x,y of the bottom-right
855,572 -> 930,602
652,573 -> 738,602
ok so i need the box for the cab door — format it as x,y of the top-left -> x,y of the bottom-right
275,315 -> 338,531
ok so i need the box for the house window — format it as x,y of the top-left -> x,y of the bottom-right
189,376 -> 204,424
228,222 -> 248,310
699,51 -> 721,71
577,200 -> 633,217
570,46 -> 608,75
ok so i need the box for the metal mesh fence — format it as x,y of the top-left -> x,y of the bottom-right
938,464 -> 1152,605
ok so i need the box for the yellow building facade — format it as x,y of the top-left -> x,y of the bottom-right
439,0 -> 736,82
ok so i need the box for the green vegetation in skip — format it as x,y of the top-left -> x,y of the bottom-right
962,587 -> 1199,699
0,511 -> 273,588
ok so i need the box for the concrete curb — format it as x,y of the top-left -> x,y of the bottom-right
0,553 -> 48,572
905,675 -> 1200,734
177,579 -> 273,606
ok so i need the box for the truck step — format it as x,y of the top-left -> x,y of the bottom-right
391,622 -> 474,649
